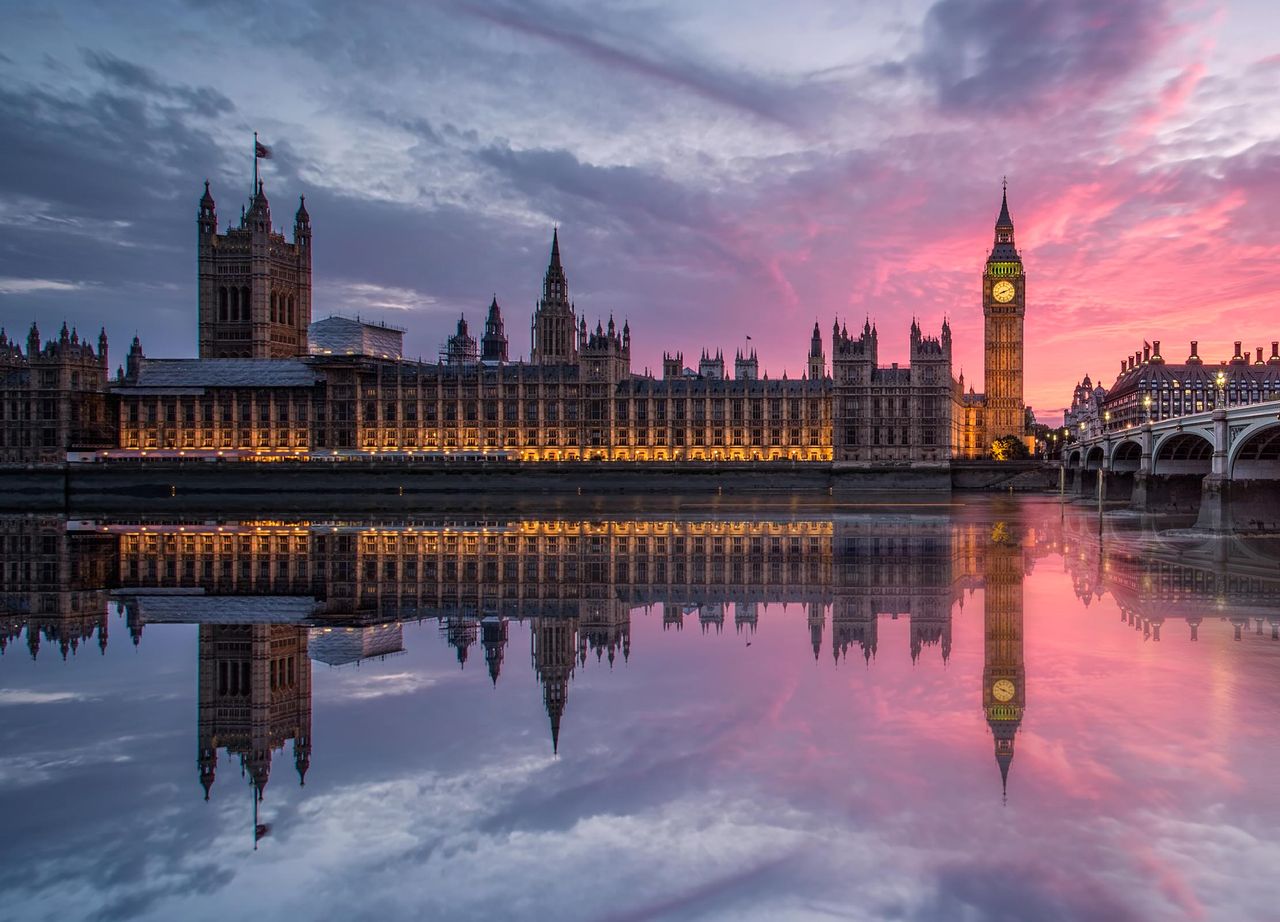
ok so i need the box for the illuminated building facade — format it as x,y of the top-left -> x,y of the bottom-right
1095,339 -> 1280,432
2,179 -> 1030,462
980,182 -> 1027,445
1064,373 -> 1107,440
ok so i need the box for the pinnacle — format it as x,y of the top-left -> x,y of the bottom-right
996,180 -> 1013,228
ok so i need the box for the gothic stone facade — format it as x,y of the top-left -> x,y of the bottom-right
198,181 -> 312,359
3,181 -> 1029,463
0,323 -> 114,464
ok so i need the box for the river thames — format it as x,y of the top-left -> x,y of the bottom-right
1,495 -> 1277,922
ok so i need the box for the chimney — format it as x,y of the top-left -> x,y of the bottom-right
1257,346 -> 1264,365
1151,340 -> 1162,364
1189,340 -> 1201,364
1143,343 -> 1151,363
1270,342 -> 1280,366
1233,341 -> 1243,363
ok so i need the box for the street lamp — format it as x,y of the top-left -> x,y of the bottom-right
1215,370 -> 1227,408
1143,394 -> 1152,423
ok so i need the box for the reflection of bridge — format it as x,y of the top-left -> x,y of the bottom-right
1050,505 -> 1280,644
1065,401 -> 1280,530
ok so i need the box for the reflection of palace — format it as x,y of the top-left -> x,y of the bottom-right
0,515 -> 116,658
197,625 -> 312,802
5,506 -> 1278,817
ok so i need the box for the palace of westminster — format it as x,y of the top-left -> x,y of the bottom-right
0,174 -> 1031,463
3,502 -> 1276,829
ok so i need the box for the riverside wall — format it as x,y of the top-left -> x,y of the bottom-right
2,459 -> 1059,514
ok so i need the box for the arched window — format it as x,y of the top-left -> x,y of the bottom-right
229,286 -> 238,322
218,287 -> 228,322
270,292 -> 277,323
287,296 -> 294,326
241,286 -> 251,321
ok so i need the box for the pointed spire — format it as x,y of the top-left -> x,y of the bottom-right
997,750 -> 1013,801
996,177 -> 1013,229
550,226 -> 561,271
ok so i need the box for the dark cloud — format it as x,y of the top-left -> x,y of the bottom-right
918,861 -> 1146,922
83,49 -> 235,118
478,143 -> 717,234
451,0 -> 809,127
915,0 -> 1172,113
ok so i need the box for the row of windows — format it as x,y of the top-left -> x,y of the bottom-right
215,286 -> 299,325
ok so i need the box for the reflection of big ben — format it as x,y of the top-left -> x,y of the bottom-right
983,521 -> 1024,800
531,617 -> 578,754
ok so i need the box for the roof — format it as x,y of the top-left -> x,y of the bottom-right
123,359 -> 322,389
1105,360 -> 1280,402
870,367 -> 912,384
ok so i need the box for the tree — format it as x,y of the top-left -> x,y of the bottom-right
990,434 -> 1031,461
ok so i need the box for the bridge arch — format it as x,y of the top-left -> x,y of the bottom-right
1153,431 -> 1214,475
1230,421 -> 1280,480
1066,448 -> 1082,469
1084,445 -> 1105,470
1110,439 -> 1142,472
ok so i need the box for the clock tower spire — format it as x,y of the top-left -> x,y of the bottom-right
983,179 -> 1026,452
982,520 -> 1025,802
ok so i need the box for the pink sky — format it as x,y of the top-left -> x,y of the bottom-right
2,1 -> 1279,424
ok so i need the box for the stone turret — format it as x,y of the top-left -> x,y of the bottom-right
808,321 -> 825,380
481,296 -> 508,364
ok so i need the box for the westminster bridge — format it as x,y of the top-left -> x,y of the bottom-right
1064,400 -> 1280,530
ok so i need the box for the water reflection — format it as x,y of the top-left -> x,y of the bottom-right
1,501 -> 1279,919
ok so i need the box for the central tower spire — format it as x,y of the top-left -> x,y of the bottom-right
531,227 -> 578,365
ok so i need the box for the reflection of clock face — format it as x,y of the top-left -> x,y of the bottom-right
992,679 -> 1016,702
992,280 -> 1016,303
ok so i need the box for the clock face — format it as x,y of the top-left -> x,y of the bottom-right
991,280 -> 1016,303
992,679 -> 1016,702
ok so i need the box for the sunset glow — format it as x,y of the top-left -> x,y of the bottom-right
3,2 -> 1278,421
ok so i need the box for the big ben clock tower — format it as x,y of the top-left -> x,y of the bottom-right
983,520 -> 1025,801
983,180 -> 1026,447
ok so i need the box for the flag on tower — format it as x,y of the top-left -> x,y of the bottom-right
255,140 -> 273,159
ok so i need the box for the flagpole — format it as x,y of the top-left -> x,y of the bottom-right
253,131 -> 258,194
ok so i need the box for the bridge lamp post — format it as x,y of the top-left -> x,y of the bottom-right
1143,394 -> 1152,423
1216,370 -> 1227,408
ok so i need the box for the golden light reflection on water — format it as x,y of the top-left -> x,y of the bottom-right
2,498 -> 1278,920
